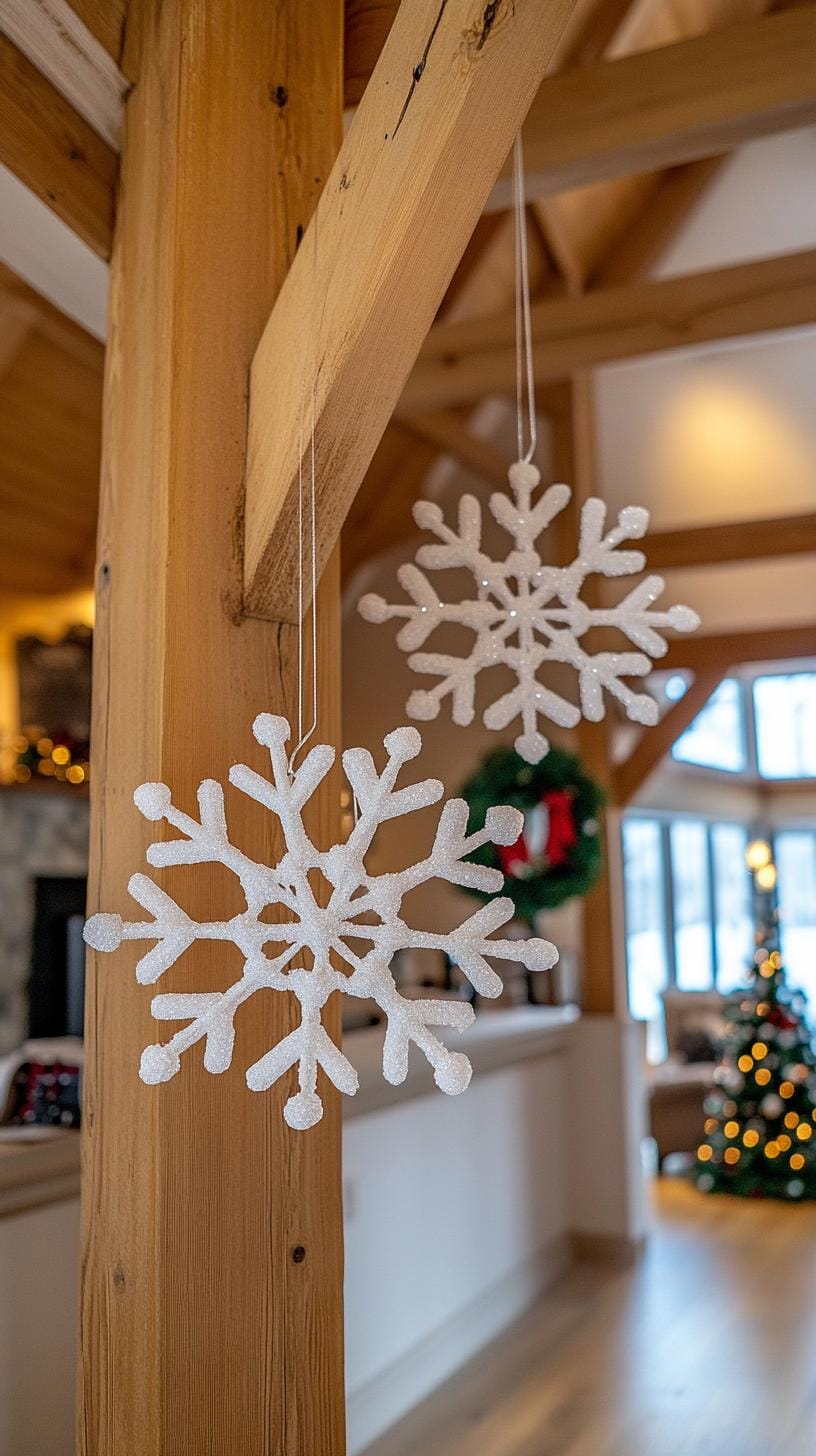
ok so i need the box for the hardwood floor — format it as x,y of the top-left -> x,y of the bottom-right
362,1179 -> 816,1456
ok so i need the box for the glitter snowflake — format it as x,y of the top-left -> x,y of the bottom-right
358,460 -> 700,764
84,714 -> 556,1128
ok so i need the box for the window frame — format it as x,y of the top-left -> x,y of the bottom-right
621,810 -> 755,1005
667,665 -> 816,784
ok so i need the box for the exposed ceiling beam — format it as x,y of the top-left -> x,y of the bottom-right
488,5 -> 816,208
613,669 -> 725,806
243,0 -> 583,622
0,258 -> 103,370
0,0 -> 128,146
0,29 -> 116,256
401,246 -> 816,412
647,513 -> 816,571
592,156 -> 726,286
404,412 -> 511,489
552,0 -> 638,66
661,624 -> 816,672
66,0 -> 129,74
343,1 -> 399,108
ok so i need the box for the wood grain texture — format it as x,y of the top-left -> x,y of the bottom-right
79,4 -> 346,1454
0,28 -> 116,256
362,1178 -> 816,1456
402,246 -> 816,411
67,0 -> 128,70
0,0 -> 129,146
613,669 -> 725,806
488,3 -> 816,207
243,0 -> 582,623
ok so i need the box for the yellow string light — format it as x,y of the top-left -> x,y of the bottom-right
796,1123 -> 812,1142
755,1068 -> 771,1086
751,1042 -> 767,1060
777,1134 -> 792,1152
724,1147 -> 740,1165
780,1081 -> 794,1099
765,1141 -> 780,1159
791,1153 -> 805,1171
698,1145 -> 713,1162
784,1112 -> 799,1129
743,1129 -> 759,1148
738,1055 -> 753,1073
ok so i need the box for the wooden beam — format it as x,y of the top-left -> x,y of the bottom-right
402,246 -> 816,412
552,0 -> 637,67
341,0 -> 636,113
243,0 -> 583,623
613,670 -> 725,807
661,624 -> 816,672
343,0 -> 399,107
80,4 -> 345,1453
0,259 -> 103,372
0,0 -> 128,146
646,513 -> 816,571
488,6 -> 816,208
405,411 -> 510,489
593,157 -> 726,286
66,0 -> 128,73
0,30 -> 116,256
342,421 -> 436,581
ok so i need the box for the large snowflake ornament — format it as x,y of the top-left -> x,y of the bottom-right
84,714 -> 556,1128
359,460 -> 700,764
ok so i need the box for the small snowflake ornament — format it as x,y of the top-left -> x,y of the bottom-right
84,714 -> 556,1128
359,461 -> 700,763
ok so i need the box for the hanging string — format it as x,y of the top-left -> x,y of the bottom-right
513,131 -> 537,465
288,228 -> 320,776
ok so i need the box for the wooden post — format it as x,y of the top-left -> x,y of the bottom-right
549,377 -> 623,1016
80,4 -> 345,1455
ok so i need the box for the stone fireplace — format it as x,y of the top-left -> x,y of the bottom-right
0,788 -> 89,1054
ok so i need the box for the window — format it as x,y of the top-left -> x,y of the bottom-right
753,674 -> 816,779
622,814 -> 754,1059
776,831 -> 816,1005
711,823 -> 753,992
670,821 -> 713,990
672,678 -> 746,773
622,819 -> 669,1028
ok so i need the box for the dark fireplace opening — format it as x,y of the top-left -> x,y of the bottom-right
28,876 -> 88,1039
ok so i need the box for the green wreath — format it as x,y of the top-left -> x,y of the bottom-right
461,745 -> 605,921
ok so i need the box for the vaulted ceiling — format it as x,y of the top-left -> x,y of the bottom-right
0,0 -> 810,599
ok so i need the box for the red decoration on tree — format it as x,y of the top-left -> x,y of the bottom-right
498,789 -> 578,878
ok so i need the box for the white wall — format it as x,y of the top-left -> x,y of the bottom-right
344,1051 -> 569,1454
0,1198 -> 79,1456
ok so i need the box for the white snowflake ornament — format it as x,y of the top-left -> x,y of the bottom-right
359,461 -> 700,763
84,714 -> 556,1129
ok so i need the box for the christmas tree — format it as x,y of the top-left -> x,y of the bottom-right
696,842 -> 816,1201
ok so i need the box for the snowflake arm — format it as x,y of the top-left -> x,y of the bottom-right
359,460 -> 700,763
84,716 -> 557,1128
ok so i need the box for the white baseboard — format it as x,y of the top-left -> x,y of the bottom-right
346,1234 -> 571,1456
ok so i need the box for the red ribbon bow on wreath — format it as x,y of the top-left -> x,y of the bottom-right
498,789 -> 577,879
